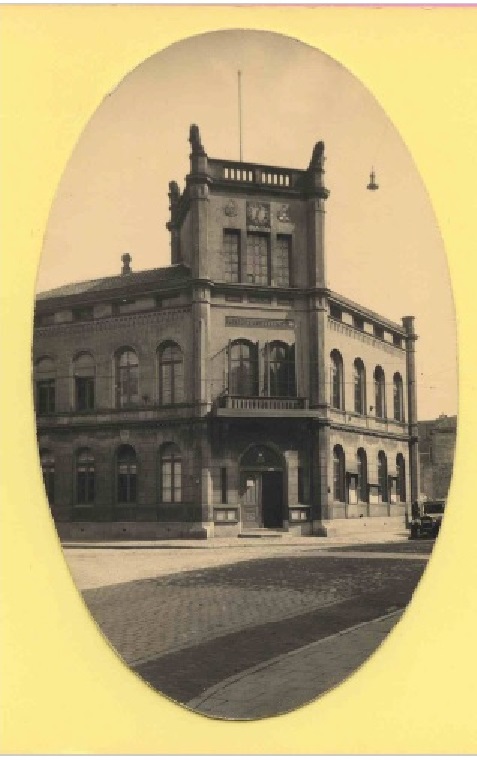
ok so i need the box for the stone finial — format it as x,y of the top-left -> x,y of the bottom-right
189,124 -> 206,157
402,315 -> 416,336
121,253 -> 132,275
168,181 -> 180,209
308,140 -> 325,172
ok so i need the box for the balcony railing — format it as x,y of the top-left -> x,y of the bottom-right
218,395 -> 308,411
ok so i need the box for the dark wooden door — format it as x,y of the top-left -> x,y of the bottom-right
262,471 -> 283,528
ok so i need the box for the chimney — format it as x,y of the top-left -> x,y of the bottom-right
121,253 -> 132,275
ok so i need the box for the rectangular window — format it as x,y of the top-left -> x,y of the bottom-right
393,334 -> 403,348
273,235 -> 291,287
223,230 -> 240,283
330,304 -> 342,321
220,467 -> 228,504
353,315 -> 364,330
37,380 -> 55,414
225,294 -> 242,303
75,377 -> 95,411
246,233 -> 269,285
374,325 -> 384,340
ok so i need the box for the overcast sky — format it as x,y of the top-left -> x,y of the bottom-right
36,29 -> 457,421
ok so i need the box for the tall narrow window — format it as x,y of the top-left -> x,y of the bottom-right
35,357 -> 56,414
333,445 -> 345,502
393,372 -> 404,421
223,230 -> 240,283
116,348 -> 139,408
159,342 -> 184,404
357,448 -> 368,502
267,341 -> 296,397
273,235 -> 291,286
246,232 -> 269,285
229,340 -> 258,396
353,358 -> 366,415
298,467 -> 305,504
40,449 -> 55,504
374,366 -> 386,418
330,350 -> 344,409
220,467 -> 228,504
396,454 -> 406,502
378,451 -> 388,502
76,448 -> 95,504
117,445 -> 137,503
161,443 -> 182,503
74,352 -> 95,411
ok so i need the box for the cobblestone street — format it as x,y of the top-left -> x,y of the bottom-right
65,537 -> 432,719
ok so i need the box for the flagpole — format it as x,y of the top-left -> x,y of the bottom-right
238,70 -> 243,162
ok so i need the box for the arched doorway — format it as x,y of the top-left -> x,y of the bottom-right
239,445 -> 284,529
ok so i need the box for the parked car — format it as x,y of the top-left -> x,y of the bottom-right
410,500 -> 445,539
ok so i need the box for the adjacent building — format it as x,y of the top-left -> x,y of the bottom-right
418,414 -> 457,501
33,125 -> 419,539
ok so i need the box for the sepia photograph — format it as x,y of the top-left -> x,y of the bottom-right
4,4 -> 477,753
31,28 -> 458,721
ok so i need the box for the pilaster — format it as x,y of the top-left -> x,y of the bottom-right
403,315 -> 420,514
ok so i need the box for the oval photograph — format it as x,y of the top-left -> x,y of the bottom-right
33,30 -> 457,720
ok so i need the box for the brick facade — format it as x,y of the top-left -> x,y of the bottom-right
33,126 -> 419,538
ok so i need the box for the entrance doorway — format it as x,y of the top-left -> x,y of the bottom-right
239,445 -> 284,530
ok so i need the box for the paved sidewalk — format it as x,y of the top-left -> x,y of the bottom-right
187,611 -> 402,720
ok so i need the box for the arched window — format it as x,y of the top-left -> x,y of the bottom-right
115,348 -> 139,408
74,352 -> 95,411
35,357 -> 56,414
229,340 -> 258,396
117,445 -> 137,503
159,342 -> 184,405
330,350 -> 344,410
267,342 -> 296,397
76,448 -> 95,504
357,448 -> 368,502
161,443 -> 182,503
40,449 -> 55,504
393,372 -> 404,421
374,366 -> 386,418
333,445 -> 345,502
353,358 -> 366,415
378,451 -> 388,502
396,453 -> 406,502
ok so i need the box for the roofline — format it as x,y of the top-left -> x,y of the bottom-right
35,264 -> 191,309
328,289 -> 407,334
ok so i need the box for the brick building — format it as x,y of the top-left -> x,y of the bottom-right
418,415 -> 457,501
33,125 -> 419,539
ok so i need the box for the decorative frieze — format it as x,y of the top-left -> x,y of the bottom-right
35,307 -> 191,336
328,318 -> 404,355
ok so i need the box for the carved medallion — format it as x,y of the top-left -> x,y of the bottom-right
246,201 -> 270,229
224,199 -> 238,217
277,204 -> 291,222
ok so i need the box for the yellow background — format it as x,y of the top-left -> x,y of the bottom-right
1,5 -> 476,753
